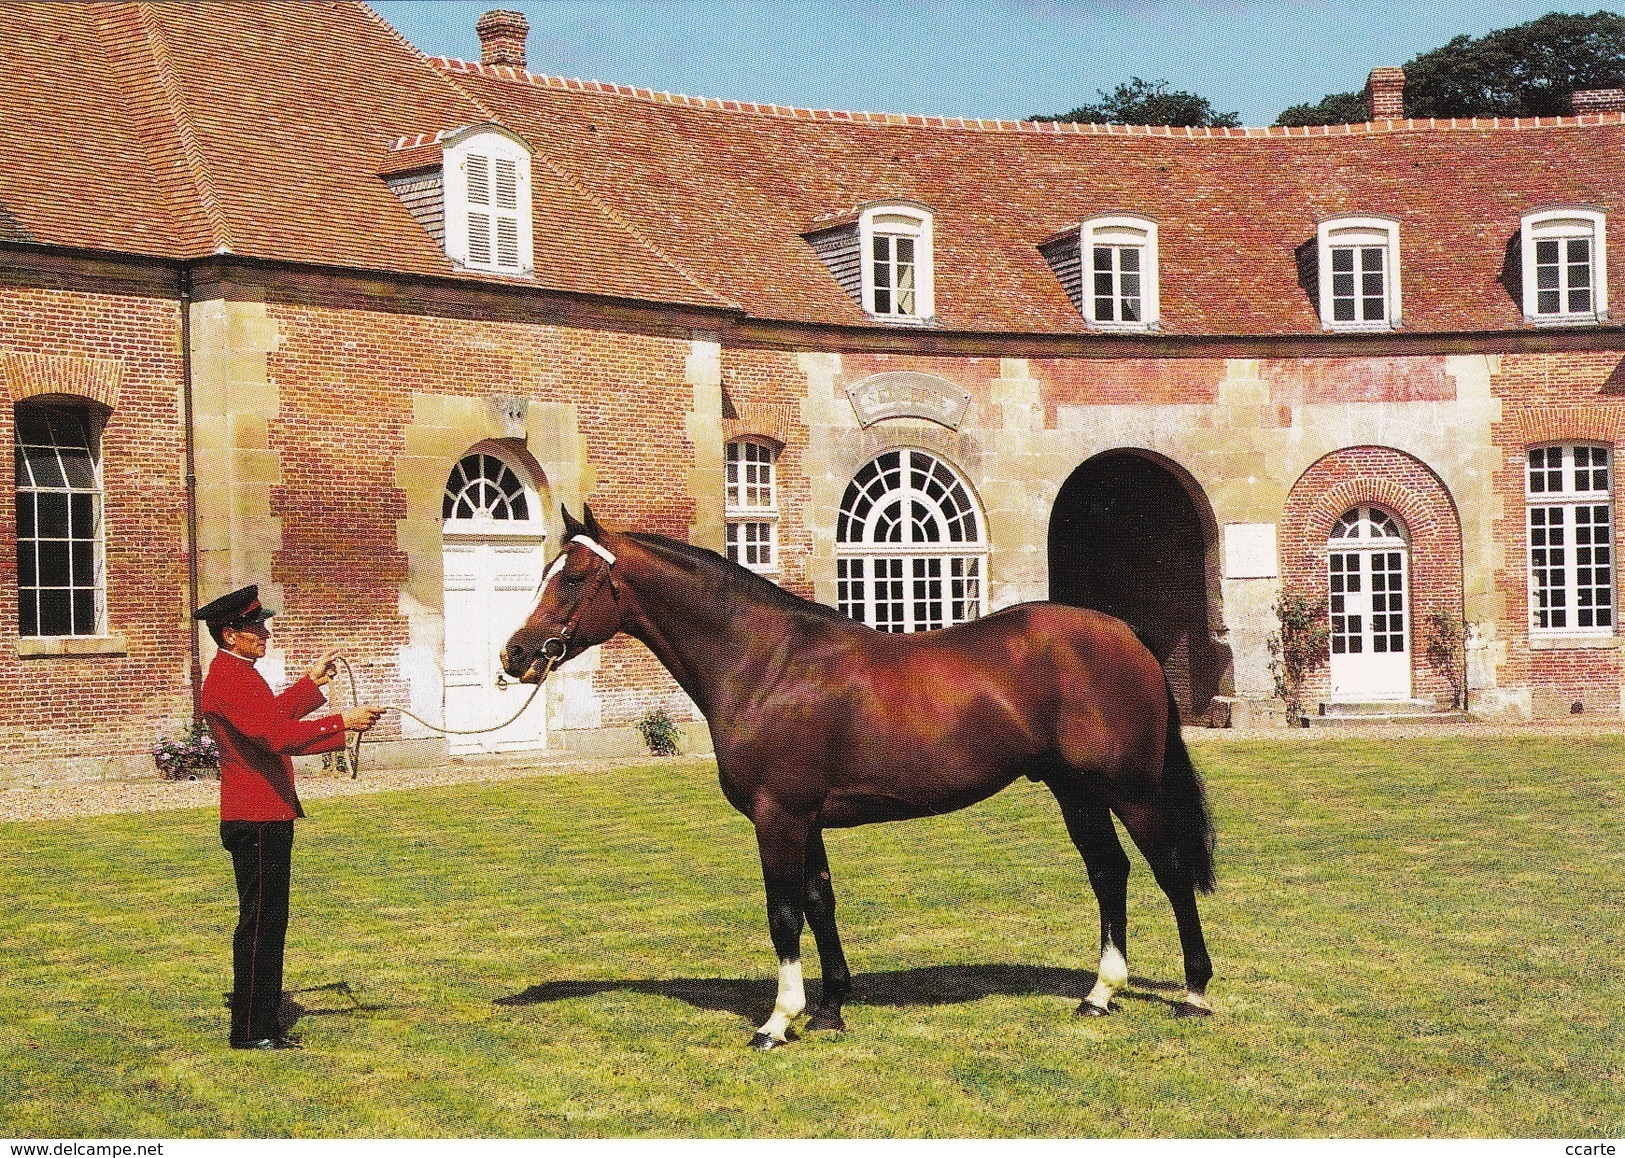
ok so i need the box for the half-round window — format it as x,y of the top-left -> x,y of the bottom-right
836,448 -> 987,632
443,452 -> 532,526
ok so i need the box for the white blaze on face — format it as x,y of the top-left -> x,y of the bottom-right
756,958 -> 805,1043
1084,943 -> 1128,1010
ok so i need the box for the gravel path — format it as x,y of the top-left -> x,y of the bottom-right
2,722 -> 1618,825
0,753 -> 718,824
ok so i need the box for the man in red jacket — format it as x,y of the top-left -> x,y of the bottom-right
194,585 -> 383,1050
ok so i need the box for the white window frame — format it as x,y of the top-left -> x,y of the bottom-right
14,401 -> 107,639
725,439 -> 779,575
1521,208 -> 1608,324
443,127 -> 534,276
859,203 -> 934,322
1527,442 -> 1615,638
835,448 -> 987,633
441,447 -> 543,538
1317,216 -> 1401,331
1082,214 -> 1159,330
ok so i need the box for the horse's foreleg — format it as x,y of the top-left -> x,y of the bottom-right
752,812 -> 809,1050
802,828 -> 850,1032
1054,786 -> 1131,1017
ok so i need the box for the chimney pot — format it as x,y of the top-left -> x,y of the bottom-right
1364,67 -> 1406,121
476,9 -> 529,68
1571,89 -> 1625,115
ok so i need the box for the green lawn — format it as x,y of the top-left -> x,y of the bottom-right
2,736 -> 1621,1138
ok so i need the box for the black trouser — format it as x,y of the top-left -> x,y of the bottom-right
221,819 -> 294,1044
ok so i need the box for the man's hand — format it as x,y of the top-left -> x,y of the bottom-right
342,706 -> 385,733
308,648 -> 342,688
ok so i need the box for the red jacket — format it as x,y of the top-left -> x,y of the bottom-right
200,650 -> 347,821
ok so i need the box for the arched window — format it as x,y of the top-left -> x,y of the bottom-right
1316,216 -> 1401,330
1082,214 -> 1159,330
14,401 -> 104,638
835,448 -> 986,632
1520,208 -> 1608,324
442,451 -> 533,527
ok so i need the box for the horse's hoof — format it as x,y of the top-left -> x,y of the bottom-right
1174,1002 -> 1213,1019
806,1013 -> 846,1032
750,1032 -> 782,1051
1075,1001 -> 1113,1018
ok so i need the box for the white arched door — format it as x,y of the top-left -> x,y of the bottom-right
441,449 -> 548,754
1327,505 -> 1411,701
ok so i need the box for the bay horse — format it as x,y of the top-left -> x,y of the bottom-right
503,505 -> 1216,1049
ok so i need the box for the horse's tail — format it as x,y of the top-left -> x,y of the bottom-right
1161,679 -> 1216,894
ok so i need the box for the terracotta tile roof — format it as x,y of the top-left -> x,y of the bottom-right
445,59 -> 1625,335
0,2 -> 1619,337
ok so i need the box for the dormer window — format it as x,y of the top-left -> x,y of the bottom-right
1083,215 -> 1159,330
860,204 -> 934,322
1317,217 -> 1401,331
1521,208 -> 1608,324
442,126 -> 534,276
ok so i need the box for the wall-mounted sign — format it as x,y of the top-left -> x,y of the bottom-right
1224,523 -> 1279,579
845,371 -> 971,430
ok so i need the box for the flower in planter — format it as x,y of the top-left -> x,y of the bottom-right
153,723 -> 220,780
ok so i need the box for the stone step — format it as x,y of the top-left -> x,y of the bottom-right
1305,704 -> 1470,728
1318,698 -> 1436,717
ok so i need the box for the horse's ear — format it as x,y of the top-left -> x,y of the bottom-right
561,504 -> 585,538
582,502 -> 605,540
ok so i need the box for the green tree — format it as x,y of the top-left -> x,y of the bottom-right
1032,77 -> 1241,127
1404,11 -> 1625,117
1274,90 -> 1367,127
1274,10 -> 1625,124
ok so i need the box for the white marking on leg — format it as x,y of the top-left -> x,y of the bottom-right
756,958 -> 805,1043
1085,943 -> 1128,1010
1182,989 -> 1212,1013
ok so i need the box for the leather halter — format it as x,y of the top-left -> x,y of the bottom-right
534,535 -> 617,669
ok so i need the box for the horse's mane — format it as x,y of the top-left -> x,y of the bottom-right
624,532 -> 858,627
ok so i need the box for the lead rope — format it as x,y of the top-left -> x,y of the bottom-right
330,654 -> 552,779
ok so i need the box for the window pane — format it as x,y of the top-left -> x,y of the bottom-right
39,540 -> 70,585
24,445 -> 65,489
71,539 -> 94,585
15,407 -> 51,445
36,493 -> 69,538
73,590 -> 96,635
1331,248 -> 1353,273
1119,247 -> 1140,273
38,589 -> 72,637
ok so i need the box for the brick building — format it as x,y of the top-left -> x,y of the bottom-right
1,3 -> 1621,780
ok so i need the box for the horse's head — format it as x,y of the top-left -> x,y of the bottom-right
502,504 -> 624,683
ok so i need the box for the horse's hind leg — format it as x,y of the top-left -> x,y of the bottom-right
1052,783 -> 1131,1017
1119,809 -> 1214,1018
802,828 -> 851,1032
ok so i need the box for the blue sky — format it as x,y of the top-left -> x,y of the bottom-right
369,1 -> 1600,126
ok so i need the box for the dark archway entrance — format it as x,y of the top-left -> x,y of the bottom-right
1049,451 -> 1230,718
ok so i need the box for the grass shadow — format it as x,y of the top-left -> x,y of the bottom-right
497,963 -> 1187,1023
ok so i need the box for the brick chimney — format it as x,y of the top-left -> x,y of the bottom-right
476,9 -> 529,68
1364,68 -> 1406,120
1571,89 -> 1625,115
